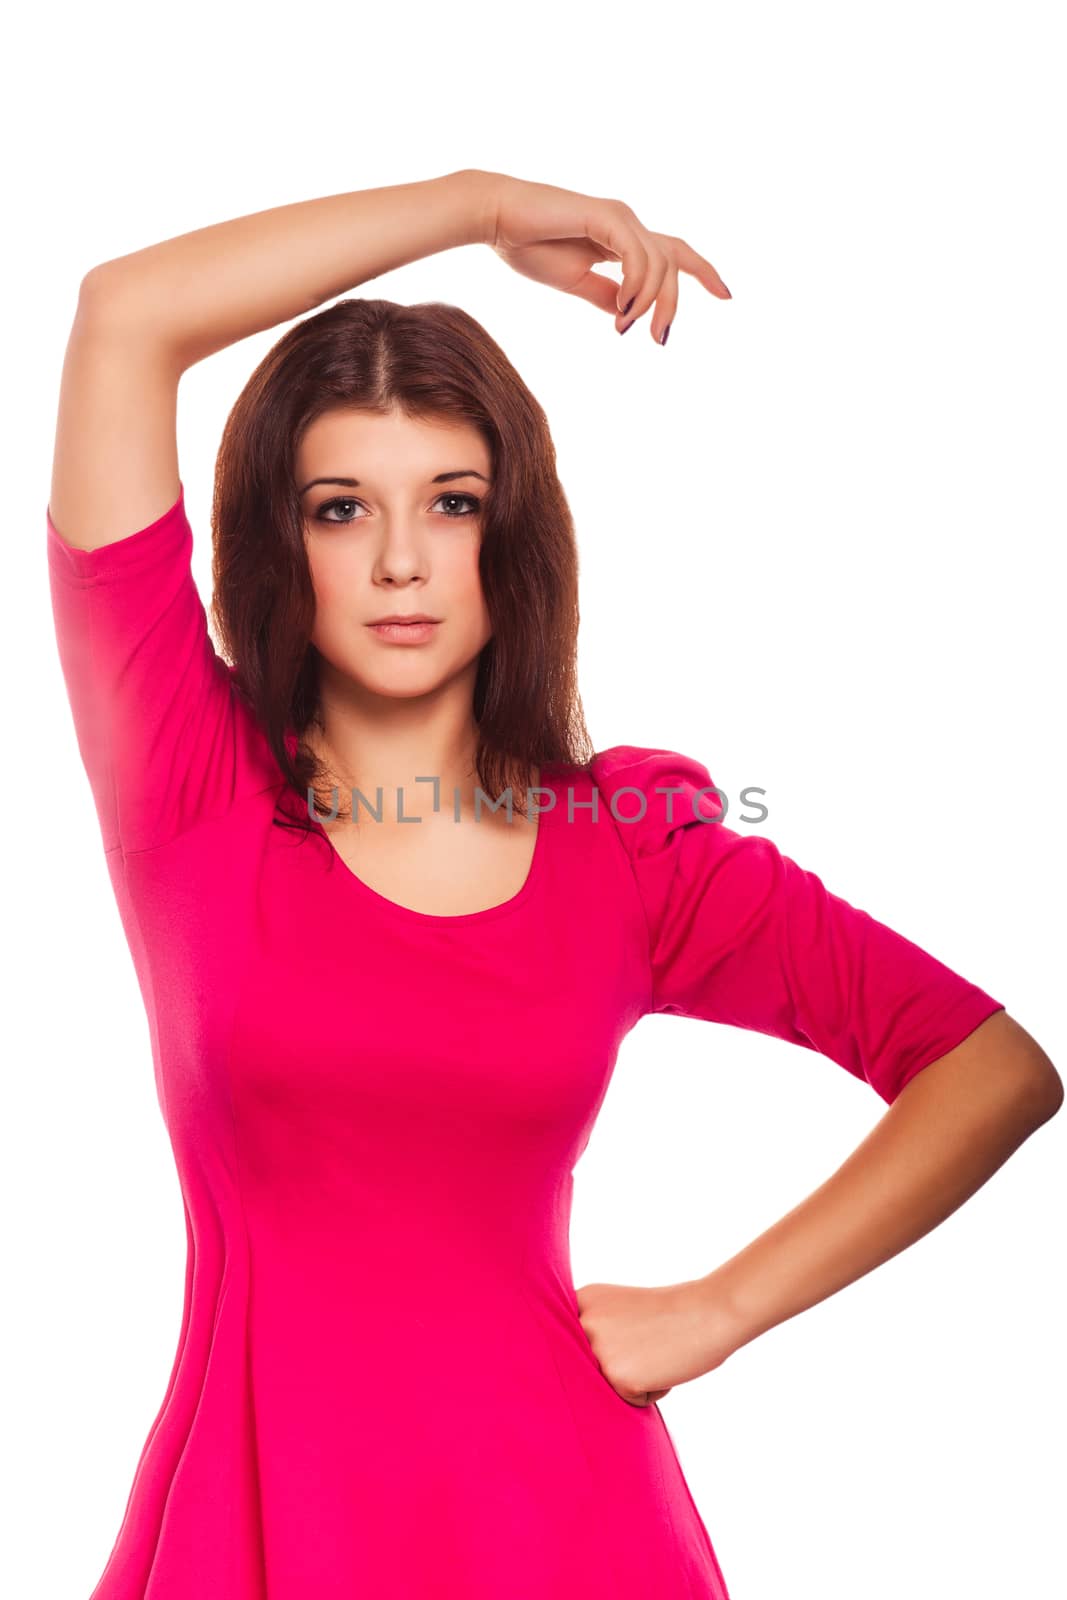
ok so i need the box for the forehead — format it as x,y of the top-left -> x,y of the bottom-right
295,406 -> 489,475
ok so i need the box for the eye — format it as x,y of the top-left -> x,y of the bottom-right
431,492 -> 482,518
313,496 -> 363,524
313,492 -> 483,524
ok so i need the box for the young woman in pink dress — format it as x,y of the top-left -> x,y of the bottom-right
47,167 -> 1061,1599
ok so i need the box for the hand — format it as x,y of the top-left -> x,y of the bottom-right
574,1278 -> 735,1408
471,169 -> 731,343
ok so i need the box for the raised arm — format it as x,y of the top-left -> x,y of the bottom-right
48,291 -> 185,549
49,168 -> 491,549
46,171 -> 495,854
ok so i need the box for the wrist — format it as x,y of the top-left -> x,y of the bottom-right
449,167 -> 500,249
686,1267 -> 755,1368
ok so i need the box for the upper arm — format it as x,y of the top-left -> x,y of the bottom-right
591,744 -> 1007,1106
45,276 -> 280,856
48,264 -> 185,549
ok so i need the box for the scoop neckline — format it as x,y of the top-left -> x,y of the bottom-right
303,763 -> 559,927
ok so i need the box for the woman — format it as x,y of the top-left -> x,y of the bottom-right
46,167 -> 1060,1599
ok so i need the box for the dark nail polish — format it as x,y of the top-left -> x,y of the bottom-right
619,318 -> 634,335
621,295 -> 635,316
660,323 -> 671,346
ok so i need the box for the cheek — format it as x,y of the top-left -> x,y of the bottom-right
431,537 -> 488,619
305,547 -> 361,652
306,541 -> 352,601
451,566 -> 492,639
455,558 -> 486,602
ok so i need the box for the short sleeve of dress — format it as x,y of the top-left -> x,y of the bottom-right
589,744 -> 1005,1105
47,483 -> 280,856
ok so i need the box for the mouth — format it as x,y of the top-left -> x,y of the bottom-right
365,619 -> 441,644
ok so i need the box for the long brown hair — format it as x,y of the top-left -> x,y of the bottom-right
208,297 -> 593,835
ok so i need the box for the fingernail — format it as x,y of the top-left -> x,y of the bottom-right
620,295 -> 635,316
660,323 -> 671,346
619,318 -> 634,335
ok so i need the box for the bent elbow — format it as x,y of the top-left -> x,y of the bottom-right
1021,1058 -> 1064,1126
1005,1028 -> 1063,1127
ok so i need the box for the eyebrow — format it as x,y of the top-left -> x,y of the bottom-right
297,470 -> 490,496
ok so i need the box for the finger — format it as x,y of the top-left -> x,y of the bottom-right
565,268 -> 628,317
650,262 -> 679,344
584,200 -> 650,315
615,246 -> 671,334
671,236 -> 732,299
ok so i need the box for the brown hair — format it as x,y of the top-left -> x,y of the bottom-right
208,297 -> 594,838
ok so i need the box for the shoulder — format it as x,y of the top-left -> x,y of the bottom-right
584,743 -> 726,858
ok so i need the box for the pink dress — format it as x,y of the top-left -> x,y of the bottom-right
47,483 -> 1004,1599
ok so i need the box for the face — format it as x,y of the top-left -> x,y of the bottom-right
295,405 -> 494,704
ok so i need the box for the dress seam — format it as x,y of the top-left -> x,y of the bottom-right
218,830 -> 271,1596
117,776 -> 283,862
83,838 -> 167,1598
587,769 -> 656,1017
83,562 -> 121,854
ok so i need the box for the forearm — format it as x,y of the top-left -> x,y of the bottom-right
697,1009 -> 1061,1362
79,168 -> 492,370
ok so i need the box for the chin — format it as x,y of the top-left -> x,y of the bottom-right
361,672 -> 450,700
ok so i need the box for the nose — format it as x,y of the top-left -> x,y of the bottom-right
371,519 -> 429,585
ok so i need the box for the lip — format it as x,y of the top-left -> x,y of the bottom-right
367,613 -> 440,625
365,618 -> 441,644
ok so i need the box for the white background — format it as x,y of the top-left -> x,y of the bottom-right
4,2 -> 1064,1597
